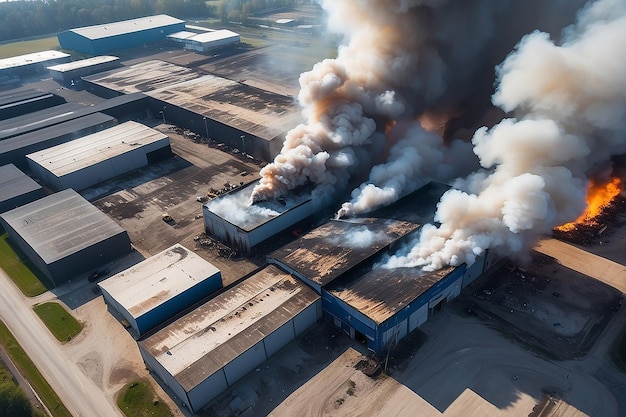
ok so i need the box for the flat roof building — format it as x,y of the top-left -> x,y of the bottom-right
47,56 -> 121,84
0,189 -> 132,286
0,50 -> 70,78
0,89 -> 65,120
26,121 -> 171,191
0,164 -> 45,213
203,180 -> 318,254
0,113 -> 117,170
138,265 -> 321,413
58,15 -> 185,55
167,29 -> 240,53
99,244 -> 222,337
82,60 -> 302,161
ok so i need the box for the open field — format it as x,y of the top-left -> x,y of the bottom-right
117,379 -> 174,417
0,234 -> 48,297
0,36 -> 60,58
33,302 -> 83,343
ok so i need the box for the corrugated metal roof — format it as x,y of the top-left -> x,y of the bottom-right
0,102 -> 86,141
98,244 -> 220,319
205,180 -> 313,231
327,264 -> 456,325
26,121 -> 168,176
0,89 -> 54,107
83,60 -> 302,141
47,56 -> 119,72
139,265 -> 319,391
191,29 -> 239,44
0,164 -> 42,205
0,51 -> 70,71
0,189 -> 126,263
269,218 -> 421,287
82,60 -> 199,93
268,182 -> 453,287
68,15 -> 184,40
0,113 -> 115,158
167,31 -> 198,41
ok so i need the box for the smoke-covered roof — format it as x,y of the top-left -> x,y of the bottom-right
268,181 -> 451,287
205,180 -> 313,231
138,265 -> 319,391
326,265 -> 456,325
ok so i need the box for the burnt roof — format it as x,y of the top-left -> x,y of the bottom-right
268,181 -> 451,287
326,264 -> 456,325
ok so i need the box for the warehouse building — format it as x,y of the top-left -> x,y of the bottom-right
138,265 -> 321,413
0,89 -> 65,120
0,113 -> 116,170
0,50 -> 70,78
167,29 -> 240,52
267,182 -> 483,354
203,180 -> 319,254
47,56 -> 120,85
82,60 -> 302,161
26,121 -> 171,191
0,102 -> 87,141
99,244 -> 222,337
58,15 -> 185,55
0,189 -> 132,286
0,164 -> 45,213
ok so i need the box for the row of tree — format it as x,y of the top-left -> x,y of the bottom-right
0,366 -> 36,417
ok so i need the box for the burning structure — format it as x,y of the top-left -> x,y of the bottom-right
251,0 -> 626,273
202,180 -> 320,254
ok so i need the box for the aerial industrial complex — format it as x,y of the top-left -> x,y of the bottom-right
0,8 -> 624,417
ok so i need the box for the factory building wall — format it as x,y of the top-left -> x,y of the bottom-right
28,139 -> 171,191
140,298 -> 322,413
203,199 -> 316,254
82,79 -> 125,99
59,22 -> 185,55
483,248 -> 506,273
0,188 -> 46,214
322,266 -> 466,354
150,99 -> 277,162
0,114 -> 117,171
462,254 -> 487,289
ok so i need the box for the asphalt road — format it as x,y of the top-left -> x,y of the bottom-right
0,269 -> 123,417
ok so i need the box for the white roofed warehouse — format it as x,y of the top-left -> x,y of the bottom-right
26,121 -> 171,191
138,265 -> 321,413
98,244 -> 223,337
0,189 -> 132,287
58,15 -> 185,55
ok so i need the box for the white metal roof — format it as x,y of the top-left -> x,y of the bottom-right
69,14 -> 184,40
47,56 -> 119,72
98,244 -> 220,319
191,29 -> 239,44
139,265 -> 319,390
167,31 -> 198,41
0,50 -> 70,71
26,121 -> 168,176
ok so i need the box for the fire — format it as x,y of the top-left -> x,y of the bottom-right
557,177 -> 622,232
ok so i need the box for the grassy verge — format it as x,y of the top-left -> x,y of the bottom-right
0,233 -> 49,297
117,379 -> 174,417
0,36 -> 60,59
32,303 -> 82,343
0,321 -> 72,417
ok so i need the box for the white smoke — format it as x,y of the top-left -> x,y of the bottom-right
384,0 -> 626,270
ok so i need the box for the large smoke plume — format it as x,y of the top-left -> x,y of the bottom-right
253,0 -> 625,270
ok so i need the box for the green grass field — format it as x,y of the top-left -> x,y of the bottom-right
0,36 -> 60,59
0,234 -> 49,297
117,379 -> 174,417
0,321 -> 72,417
32,302 -> 82,343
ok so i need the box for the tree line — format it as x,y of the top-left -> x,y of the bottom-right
0,0 -> 301,43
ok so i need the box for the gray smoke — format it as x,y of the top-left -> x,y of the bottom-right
384,0 -> 626,270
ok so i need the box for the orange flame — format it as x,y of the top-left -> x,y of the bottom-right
557,177 -> 622,232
